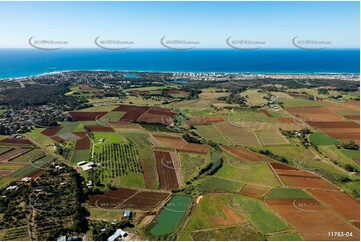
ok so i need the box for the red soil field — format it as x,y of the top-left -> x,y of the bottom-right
277,117 -> 294,123
238,184 -> 271,198
0,138 -> 34,146
122,191 -> 170,210
276,169 -> 321,179
137,113 -> 167,124
188,117 -> 205,125
69,111 -> 108,121
287,93 -> 308,97
147,107 -> 175,117
88,187 -> 170,210
41,126 -> 63,136
0,148 -> 31,162
140,159 -> 153,189
86,125 -> 114,132
343,114 -> 360,120
266,198 -> 360,241
280,175 -> 340,191
120,108 -> 150,122
129,90 -> 151,95
203,116 -> 225,123
306,121 -> 359,129
270,162 -> 341,191
220,145 -> 273,162
188,116 -> 224,125
153,135 -> 210,154
269,162 -> 298,170
153,150 -> 179,190
260,109 -> 273,117
80,84 -> 99,91
308,190 -> 360,221
112,105 -> 149,112
287,106 -> 343,121
74,134 -> 91,150
51,136 -> 64,143
29,169 -> 47,179
0,169 -> 15,176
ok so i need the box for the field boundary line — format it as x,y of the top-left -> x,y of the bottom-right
267,162 -> 285,187
212,123 -> 233,144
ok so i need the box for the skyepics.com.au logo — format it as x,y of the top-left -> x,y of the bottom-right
292,36 -> 331,50
28,36 -> 68,50
226,199 -> 258,213
292,199 -> 326,213
160,36 -> 200,50
160,156 -> 201,171
226,157 -> 267,171
95,36 -> 134,50
226,36 -> 266,50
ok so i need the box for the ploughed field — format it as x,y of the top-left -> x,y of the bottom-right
88,187 -> 170,210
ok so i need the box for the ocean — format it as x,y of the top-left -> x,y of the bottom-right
0,49 -> 359,79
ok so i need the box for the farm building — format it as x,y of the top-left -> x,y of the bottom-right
107,229 -> 128,241
123,210 -> 131,219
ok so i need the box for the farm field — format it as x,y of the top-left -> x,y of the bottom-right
267,232 -> 303,241
282,98 -> 323,108
215,122 -> 260,146
238,183 -> 272,198
270,162 -> 341,191
152,134 -> 210,154
154,150 -> 180,190
215,156 -> 281,187
197,176 -> 244,193
194,124 -> 231,145
0,75 -> 359,241
149,196 -> 191,236
256,130 -> 289,145
89,187 -> 170,210
178,194 -> 247,240
178,152 -> 209,182
265,198 -> 360,240
307,190 -> 360,221
309,132 -> 340,146
191,224 -> 264,241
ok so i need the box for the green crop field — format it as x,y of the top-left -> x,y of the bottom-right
227,108 -> 277,123
341,149 -> 360,160
70,149 -> 91,164
10,149 -> 45,163
10,155 -> 54,178
197,176 -> 244,193
0,147 -> 13,155
229,195 -> 290,234
282,98 -> 323,108
195,124 -> 231,145
149,196 -> 191,236
93,143 -> 145,188
0,163 -> 25,170
191,224 -> 264,241
179,194 -> 246,240
264,188 -> 313,200
309,132 -> 339,146
256,130 -> 288,145
92,132 -> 126,144
214,154 -> 281,187
178,152 -> 209,182
27,128 -> 54,146
267,232 -> 303,241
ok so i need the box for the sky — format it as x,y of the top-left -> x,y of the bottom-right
0,1 -> 359,48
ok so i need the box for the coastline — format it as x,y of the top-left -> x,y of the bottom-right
0,69 -> 359,81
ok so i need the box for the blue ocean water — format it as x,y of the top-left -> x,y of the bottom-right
0,49 -> 359,78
